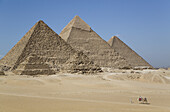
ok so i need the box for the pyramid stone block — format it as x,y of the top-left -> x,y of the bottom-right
60,16 -> 130,68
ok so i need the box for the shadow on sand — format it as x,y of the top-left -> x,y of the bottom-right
140,102 -> 150,105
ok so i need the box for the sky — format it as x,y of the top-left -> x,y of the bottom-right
0,0 -> 170,68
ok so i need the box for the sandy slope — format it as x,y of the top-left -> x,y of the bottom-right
0,70 -> 170,112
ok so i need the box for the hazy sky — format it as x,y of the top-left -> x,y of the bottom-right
0,0 -> 169,68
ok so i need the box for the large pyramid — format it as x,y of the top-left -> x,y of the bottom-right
60,16 -> 130,68
0,20 -> 101,74
108,36 -> 152,68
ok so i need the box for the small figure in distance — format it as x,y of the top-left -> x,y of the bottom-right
137,96 -> 150,104
143,97 -> 148,104
137,96 -> 143,104
130,97 -> 133,104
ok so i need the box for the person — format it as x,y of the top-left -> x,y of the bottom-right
130,98 -> 133,104
143,97 -> 148,103
138,96 -> 143,103
139,96 -> 142,101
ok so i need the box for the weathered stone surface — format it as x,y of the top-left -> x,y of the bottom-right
13,54 -> 55,75
60,16 -> 130,68
62,52 -> 102,74
1,20 -> 101,75
0,71 -> 5,75
0,65 -> 11,71
108,36 -> 152,68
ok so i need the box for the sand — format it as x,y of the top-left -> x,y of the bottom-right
0,69 -> 170,112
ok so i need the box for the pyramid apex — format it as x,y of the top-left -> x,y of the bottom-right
38,20 -> 44,22
112,36 -> 118,39
33,20 -> 49,29
108,36 -> 120,46
73,15 -> 83,20
74,15 -> 80,18
37,20 -> 45,24
71,16 -> 91,31
61,16 -> 91,33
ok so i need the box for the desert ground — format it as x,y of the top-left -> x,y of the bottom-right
0,69 -> 170,112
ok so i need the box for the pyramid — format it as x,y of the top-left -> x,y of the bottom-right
0,20 -> 76,71
60,16 -> 130,68
0,20 -> 101,74
13,54 -> 55,75
63,52 -> 102,74
108,36 -> 152,68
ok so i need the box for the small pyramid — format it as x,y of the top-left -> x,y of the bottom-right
63,52 -> 102,74
60,16 -> 130,68
0,20 -> 101,74
108,36 -> 152,68
13,54 -> 55,75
